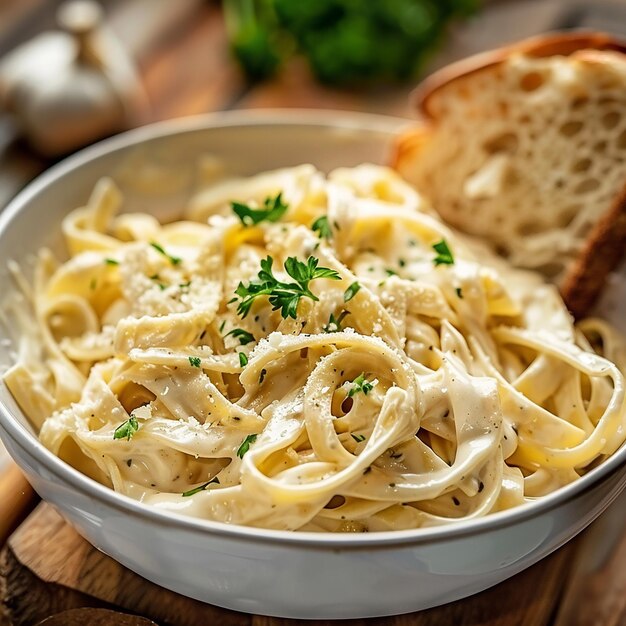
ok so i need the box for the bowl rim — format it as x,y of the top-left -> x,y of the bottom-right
1,108 -> 626,549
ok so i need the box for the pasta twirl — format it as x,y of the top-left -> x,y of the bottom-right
4,164 -> 626,532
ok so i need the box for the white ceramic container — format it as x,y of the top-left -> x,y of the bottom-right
0,110 -> 625,620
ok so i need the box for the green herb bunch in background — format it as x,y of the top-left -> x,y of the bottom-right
224,0 -> 480,85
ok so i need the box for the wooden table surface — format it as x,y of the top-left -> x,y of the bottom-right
3,1 -> 626,625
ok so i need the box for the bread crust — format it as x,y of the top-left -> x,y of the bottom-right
389,126 -> 431,175
413,31 -> 626,119
562,182 -> 626,319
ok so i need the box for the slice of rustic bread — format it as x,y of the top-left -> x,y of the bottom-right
392,32 -> 626,318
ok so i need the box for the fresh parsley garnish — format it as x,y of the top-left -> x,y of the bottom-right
179,280 -> 191,289
239,352 -> 248,367
150,241 -> 182,266
455,287 -> 463,299
311,215 -> 332,240
182,476 -> 220,497
150,274 -> 167,291
432,239 -> 454,266
224,328 -> 255,345
385,268 -> 398,276
348,373 -> 375,398
113,416 -> 139,441
149,274 -> 167,289
343,281 -> 361,302
188,356 -> 202,368
232,193 -> 288,226
104,258 -> 119,266
323,310 -> 350,333
351,433 -> 366,443
237,434 -> 258,458
233,256 -> 340,319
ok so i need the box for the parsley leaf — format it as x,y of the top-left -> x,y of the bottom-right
284,256 -> 340,285
311,215 -> 332,240
182,476 -> 220,497
239,352 -> 248,367
432,239 -> 454,266
455,287 -> 463,299
104,258 -> 119,266
149,274 -> 167,290
150,241 -> 182,265
348,373 -> 375,398
233,256 -> 340,319
232,193 -> 288,226
351,433 -> 366,443
113,416 -> 139,441
323,309 -> 350,333
224,328 -> 255,345
188,356 -> 202,368
343,281 -> 361,302
237,434 -> 258,458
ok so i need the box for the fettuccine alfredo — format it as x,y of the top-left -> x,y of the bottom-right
4,163 -> 626,532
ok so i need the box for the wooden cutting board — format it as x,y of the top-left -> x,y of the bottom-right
1,500 -> 623,626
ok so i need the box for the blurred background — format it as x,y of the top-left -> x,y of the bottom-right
0,0 -> 626,217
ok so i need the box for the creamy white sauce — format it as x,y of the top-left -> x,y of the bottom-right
3,165 -> 626,532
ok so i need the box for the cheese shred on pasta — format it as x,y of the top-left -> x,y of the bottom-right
4,164 -> 626,532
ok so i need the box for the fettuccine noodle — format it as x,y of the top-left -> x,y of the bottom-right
4,164 -> 626,531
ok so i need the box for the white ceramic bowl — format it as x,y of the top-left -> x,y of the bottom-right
1,110 -> 626,620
